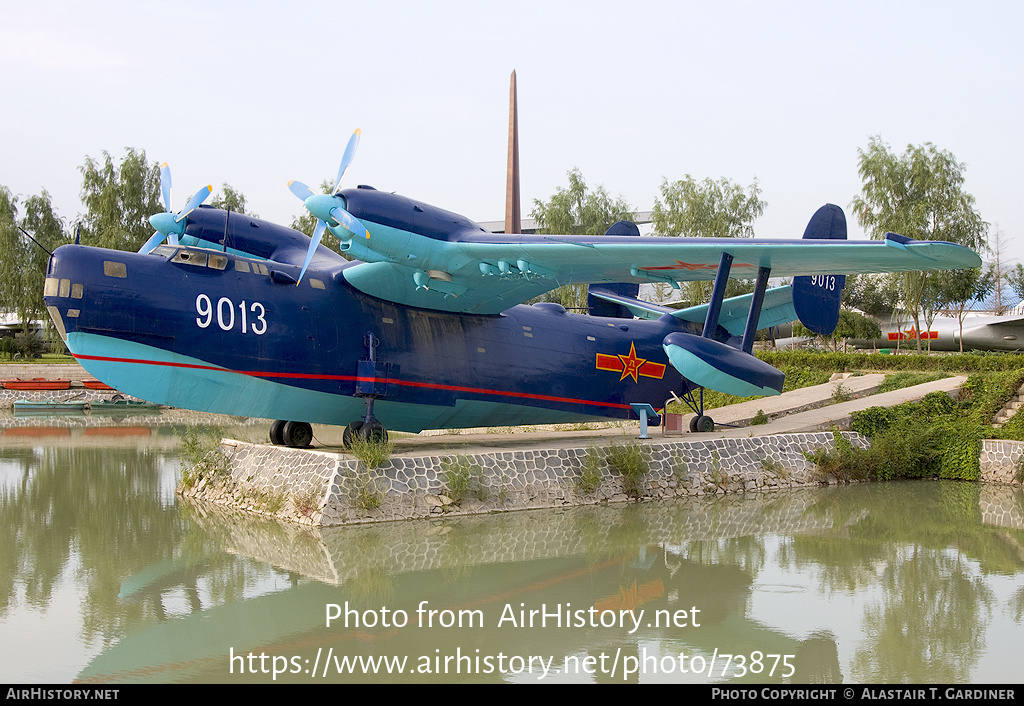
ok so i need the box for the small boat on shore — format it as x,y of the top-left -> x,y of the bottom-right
82,379 -> 115,390
2,378 -> 72,390
14,398 -> 89,413
89,398 -> 162,413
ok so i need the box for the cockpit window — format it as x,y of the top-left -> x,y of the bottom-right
208,254 -> 228,270
151,246 -> 176,257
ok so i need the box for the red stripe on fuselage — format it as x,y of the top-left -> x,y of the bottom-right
73,353 -> 634,411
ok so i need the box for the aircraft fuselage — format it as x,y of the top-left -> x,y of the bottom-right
44,241 -> 694,432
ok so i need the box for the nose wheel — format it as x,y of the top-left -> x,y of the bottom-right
269,420 -> 313,448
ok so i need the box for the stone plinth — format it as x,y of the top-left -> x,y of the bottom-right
177,432 -> 870,527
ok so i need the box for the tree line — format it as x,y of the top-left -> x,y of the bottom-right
532,137 -> 1009,353
0,138 -> 1006,354
0,148 -> 250,346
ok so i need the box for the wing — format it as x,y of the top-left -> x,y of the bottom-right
337,229 -> 981,315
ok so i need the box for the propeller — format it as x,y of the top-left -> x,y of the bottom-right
288,129 -> 369,284
139,163 -> 212,254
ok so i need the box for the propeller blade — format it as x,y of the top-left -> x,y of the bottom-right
139,231 -> 166,255
332,207 -> 369,239
333,129 -> 361,195
159,163 -> 172,213
174,185 -> 213,222
287,180 -> 315,202
297,219 -> 327,285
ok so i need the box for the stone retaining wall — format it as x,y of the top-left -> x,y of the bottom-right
0,388 -> 127,407
178,432 -> 871,527
980,439 -> 1024,485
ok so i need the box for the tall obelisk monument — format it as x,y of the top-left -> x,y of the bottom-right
504,70 -> 521,235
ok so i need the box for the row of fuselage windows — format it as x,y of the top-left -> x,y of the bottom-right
131,246 -> 327,289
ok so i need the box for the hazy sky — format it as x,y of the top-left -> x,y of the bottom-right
2,1 -> 1021,262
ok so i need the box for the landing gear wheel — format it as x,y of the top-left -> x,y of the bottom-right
689,416 -> 699,433
695,415 -> 715,433
342,421 -> 364,448
282,421 -> 313,448
269,420 -> 286,446
360,420 -> 388,444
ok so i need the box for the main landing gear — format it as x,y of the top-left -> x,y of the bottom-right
270,333 -> 394,451
676,387 -> 715,433
342,331 -> 391,448
342,419 -> 388,447
267,418 -> 389,449
270,420 -> 313,448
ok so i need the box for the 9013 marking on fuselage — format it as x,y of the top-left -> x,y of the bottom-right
195,294 -> 268,334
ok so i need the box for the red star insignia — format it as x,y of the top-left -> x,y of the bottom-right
640,260 -> 754,272
617,342 -> 646,383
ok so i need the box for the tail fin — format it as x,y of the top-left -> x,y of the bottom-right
587,220 -> 640,318
792,204 -> 846,335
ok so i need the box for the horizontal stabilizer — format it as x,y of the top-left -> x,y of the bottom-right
586,290 -> 674,321
588,285 -> 797,335
669,285 -> 797,336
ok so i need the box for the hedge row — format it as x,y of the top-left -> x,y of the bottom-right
843,370 -> 1024,481
758,349 -> 1024,374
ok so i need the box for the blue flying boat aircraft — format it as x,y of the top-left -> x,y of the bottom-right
42,131 -> 981,447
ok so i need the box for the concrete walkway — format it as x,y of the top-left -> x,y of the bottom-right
691,373 -> 887,428
704,375 -> 967,439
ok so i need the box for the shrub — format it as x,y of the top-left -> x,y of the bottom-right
442,455 -> 488,504
605,439 -> 650,498
831,381 -> 852,403
575,449 -> 604,494
804,431 -> 878,482
805,423 -> 941,483
346,434 -> 394,469
349,473 -> 387,511
176,424 -> 229,488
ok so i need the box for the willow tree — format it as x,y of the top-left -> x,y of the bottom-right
851,137 -> 987,350
210,183 -> 250,215
79,148 -> 162,251
530,168 -> 634,310
0,187 -> 24,323
20,191 -> 70,331
0,188 -> 69,344
651,175 -> 766,305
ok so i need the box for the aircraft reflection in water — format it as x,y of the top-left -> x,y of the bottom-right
43,130 -> 981,446
79,502 -> 841,684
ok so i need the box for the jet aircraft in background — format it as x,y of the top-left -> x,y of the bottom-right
850,313 -> 1024,352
